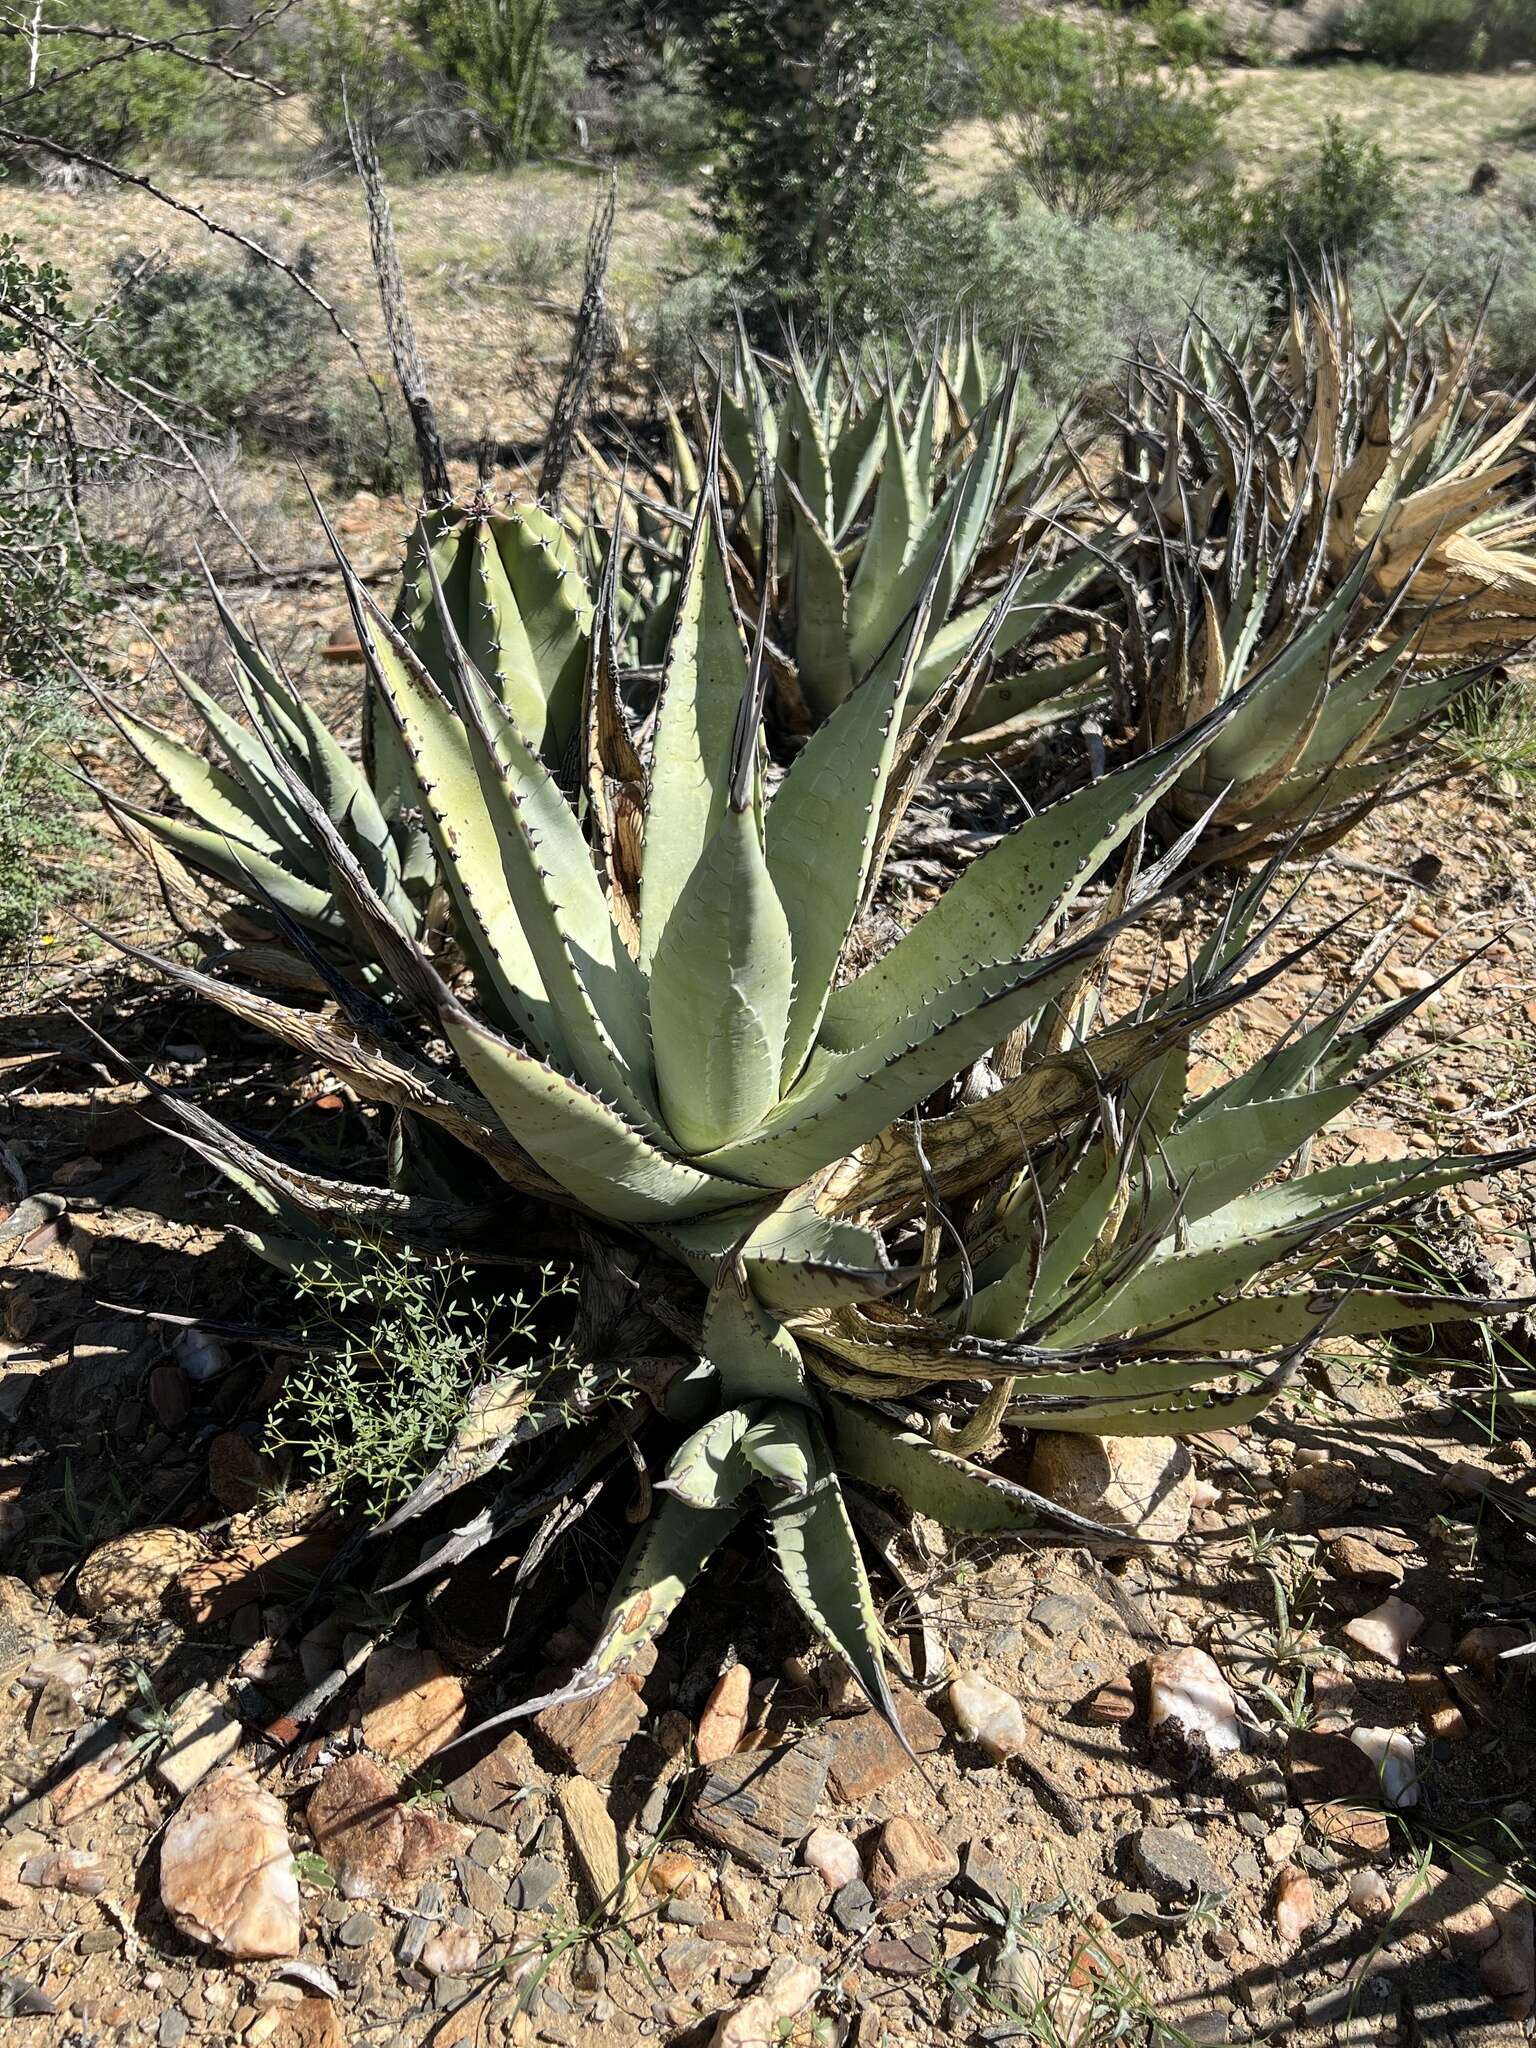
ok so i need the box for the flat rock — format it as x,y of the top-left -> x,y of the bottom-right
535,1674 -> 646,1786
154,1687 -> 242,1794
75,1527 -> 202,1622
866,1816 -> 959,1904
1129,1826 -> 1221,1903
359,1646 -> 466,1772
1027,1432 -> 1194,1541
948,1671 -> 1028,1760
446,1728 -> 545,1830
697,1665 -> 752,1767
181,1529 -> 341,1627
709,1959 -> 819,2048
556,1775 -> 623,1910
825,1687 -> 943,1802
1285,1731 -> 1390,1854
1342,1595 -> 1424,1667
307,1754 -> 466,1899
160,1761 -> 301,1959
691,1734 -> 833,1873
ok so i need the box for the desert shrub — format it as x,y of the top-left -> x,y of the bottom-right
291,0 -> 454,169
976,2 -> 1230,223
1361,185 -> 1536,389
0,243 -> 152,947
416,0 -> 575,162
608,76 -> 711,168
675,0 -> 971,325
1314,0 -> 1536,66
1189,117 -> 1405,279
103,249 -> 325,440
0,0 -> 225,168
305,375 -> 418,497
267,1242 -> 579,1515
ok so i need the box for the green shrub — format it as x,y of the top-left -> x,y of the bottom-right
104,248 -> 326,440
305,376 -> 418,498
608,78 -> 711,169
976,3 -> 1230,223
415,0 -> 572,164
1190,117 -> 1405,279
0,0 -> 224,168
1361,185 -> 1536,390
1314,0 -> 1536,66
0,243 -> 152,947
267,1242 -> 579,1516
291,0 -> 450,169
679,0 -> 970,325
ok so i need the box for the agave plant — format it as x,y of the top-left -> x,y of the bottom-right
1110,277 -> 1530,864
1124,272 -> 1536,661
589,325 -> 1117,753
105,474 -> 1529,1734
96,493 -> 591,955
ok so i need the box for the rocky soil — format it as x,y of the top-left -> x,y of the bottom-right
2,615 -> 1535,2045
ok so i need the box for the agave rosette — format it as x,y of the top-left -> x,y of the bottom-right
592,326 -> 1117,753
101,467 -> 1531,1726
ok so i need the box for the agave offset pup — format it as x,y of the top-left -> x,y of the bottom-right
96,496 -> 590,957
105,473 -> 1529,1731
590,326 -> 1116,753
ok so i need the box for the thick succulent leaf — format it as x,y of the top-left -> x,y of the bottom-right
827,1394 -> 1121,1539
657,1191 -> 896,1313
1152,1083 -> 1367,1229
766,1440 -> 902,1727
585,1492 -> 748,1682
829,386 -> 890,540
658,1406 -> 758,1508
172,669 -> 321,876
741,1402 -> 817,1496
1161,1284 -> 1536,1352
426,566 -> 661,1130
650,799 -> 794,1153
702,1264 -> 811,1404
766,532 -> 942,1086
820,734 -> 1215,1057
641,486 -> 749,969
909,544 -> 1105,708
101,696 -> 286,861
846,387 -> 921,653
441,997 -> 749,1223
109,798 -> 342,933
783,480 -> 855,719
951,652 -> 1110,744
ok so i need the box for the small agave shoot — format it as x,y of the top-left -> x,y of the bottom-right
93,496 -> 590,959
1116,273 -> 1536,863
590,325 -> 1116,753
101,465 -> 1531,1740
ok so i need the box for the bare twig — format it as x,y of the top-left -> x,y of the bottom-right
0,6 -> 291,110
538,169 -> 617,509
344,95 -> 451,509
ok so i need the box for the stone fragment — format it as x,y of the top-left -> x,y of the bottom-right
1147,1648 -> 1241,1759
1343,1595 -> 1424,1667
359,1646 -> 466,1772
20,1847 -> 106,1895
1328,1535 -> 1404,1586
1129,1827 -> 1221,1903
274,2001 -> 344,2048
1284,1731 -> 1390,1855
1456,1625 -> 1526,1680
28,1677 -> 83,1743
153,1686 -> 242,1794
1027,1432 -> 1194,1541
307,1755 -> 464,1899
508,1854 -> 560,1913
445,1727 -> 544,1830
556,1775 -> 623,1909
22,1644 -> 95,1690
1349,1726 -> 1420,1809
802,1828 -> 861,1892
1273,1865 -> 1315,1945
534,1675 -> 645,1786
207,1433 -> 278,1513
690,1735 -> 833,1873
831,1877 -> 875,1934
824,1685 -> 944,1802
75,1527 -> 202,1621
697,1665 -> 752,1766
180,1529 -> 341,1627
420,1925 -> 480,1979
1348,1869 -> 1392,1920
948,1672 -> 1028,1760
1481,1892 -> 1535,2020
646,1848 -> 710,1899
709,1959 -> 820,2048
160,1761 -> 301,1958
866,1816 -> 959,1904
1081,1674 -> 1138,1726
863,1931 -> 938,1976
